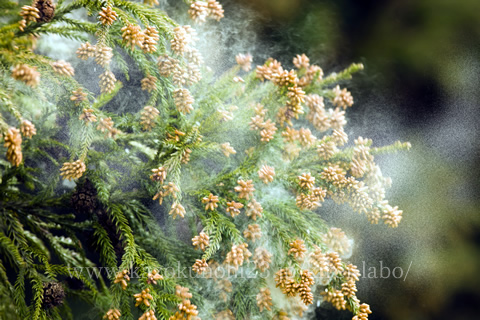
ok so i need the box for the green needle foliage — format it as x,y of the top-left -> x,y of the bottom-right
0,1 -> 410,319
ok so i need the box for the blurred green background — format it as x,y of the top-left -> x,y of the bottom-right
219,0 -> 480,319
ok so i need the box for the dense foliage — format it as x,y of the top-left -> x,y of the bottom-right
0,1 -> 409,319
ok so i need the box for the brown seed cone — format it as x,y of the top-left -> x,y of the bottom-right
192,259 -> 208,274
170,26 -> 187,55
150,166 -> 167,183
326,251 -> 343,274
310,246 -> 329,275
298,172 -> 315,189
220,142 -> 236,157
60,159 -> 86,180
147,269 -> 163,284
282,278 -> 299,297
207,0 -> 224,21
341,279 -> 357,298
225,244 -> 249,269
18,19 -> 27,32
42,282 -> 65,309
185,47 -> 204,65
20,120 -> 36,138
71,178 -> 98,214
273,310 -> 290,320
226,200 -> 243,217
202,193 -> 219,211
169,201 -> 185,219
52,60 -> 75,77
173,88 -> 194,114
322,289 -> 347,310
259,119 -> 277,142
256,288 -> 273,312
234,179 -> 255,200
141,75 -> 157,93
258,164 -> 275,184
121,24 -> 144,51
332,85 -> 354,109
4,127 -> 23,166
34,0 -> 55,22
296,193 -> 319,210
287,85 -> 306,105
293,54 -> 310,69
235,53 -> 252,72
275,268 -> 293,289
140,106 -> 160,130
99,70 -> 116,94
172,66 -> 187,87
367,207 -> 381,224
98,6 -> 117,26
133,288 -> 153,307
282,127 -> 299,142
288,239 -> 306,260
12,64 -> 40,87
298,127 -> 316,147
20,6 -> 40,24
178,299 -> 199,317
103,308 -> 121,320
139,310 -> 157,320
382,204 -> 403,228
246,199 -> 263,220
243,224 -> 261,242
317,139 -> 338,160
189,1 -> 208,23
185,63 -> 201,85
253,247 -> 271,272
192,232 -> 210,251
97,117 -> 120,139
298,285 -> 314,305
76,42 -> 96,60
157,55 -> 178,77
79,108 -> 97,125
169,311 -> 184,320
299,65 -> 323,87
94,46 -> 113,67
298,270 -> 315,304
359,303 -> 372,315
300,269 -> 315,287
273,69 -> 298,87
323,227 -> 351,255
142,26 -> 159,53
113,270 -> 130,290
71,88 -> 88,105
181,148 -> 192,163
175,285 -> 193,300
